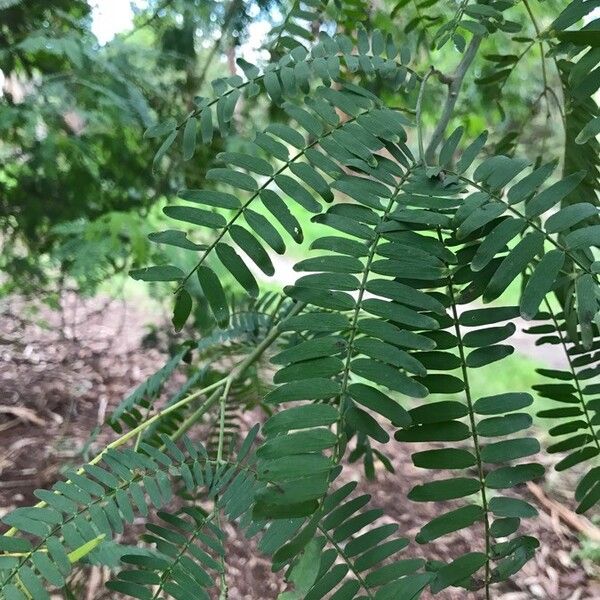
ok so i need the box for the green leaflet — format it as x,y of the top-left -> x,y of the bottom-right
462,322 -> 516,347
361,299 -> 440,329
348,383 -> 412,426
350,358 -> 428,398
545,203 -> 598,233
480,437 -> 540,463
471,217 -> 526,272
129,265 -> 184,282
506,161 -> 556,205
296,272 -> 360,291
525,171 -> 586,219
456,130 -> 488,174
412,448 -> 476,469
358,318 -> 436,350
416,505 -> 484,543
474,392 -> 533,415
473,156 -> 529,190
276,174 -> 322,213
459,306 -> 521,326
182,116 -> 197,161
152,130 -> 177,173
262,404 -> 339,435
490,518 -> 520,538
229,224 -> 275,275
346,405 -> 389,443
365,279 -> 446,314
565,224 -> 600,249
294,254 -> 364,273
274,356 -> 344,383
489,496 -> 538,518
197,266 -> 229,327
483,232 -> 544,302
265,378 -> 342,404
430,552 -> 488,593
206,167 -> 258,192
456,201 -> 506,239
215,243 -> 259,297
148,229 -> 205,251
353,337 -> 427,375
439,126 -> 463,168
477,413 -> 532,437
218,151 -> 273,176
257,429 -> 337,458
466,344 -> 514,368
279,312 -> 350,333
260,189 -> 304,243
520,250 -> 565,319
172,289 -> 192,331
271,336 -> 346,365
408,477 -> 481,502
409,401 -> 468,424
245,208 -> 286,254
163,205 -> 226,229
265,123 -> 306,150
486,463 -> 545,489
178,189 -> 241,209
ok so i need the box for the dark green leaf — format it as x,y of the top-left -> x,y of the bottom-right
163,205 -> 226,229
483,232 -> 544,302
474,393 -> 533,415
416,505 -> 484,543
265,378 -> 341,404
408,478 -> 480,501
197,266 -> 229,327
130,265 -> 184,282
172,290 -> 192,331
216,243 -> 259,296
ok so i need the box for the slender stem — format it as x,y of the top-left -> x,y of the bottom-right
1,378 -> 227,538
168,300 -> 306,443
335,168 -> 414,462
416,67 -> 435,166
216,379 -> 233,464
317,524 -> 374,599
522,0 -> 567,133
424,35 -> 482,164
171,387 -> 223,442
441,230 -> 492,598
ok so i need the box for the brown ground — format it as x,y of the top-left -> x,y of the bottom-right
0,294 -> 598,600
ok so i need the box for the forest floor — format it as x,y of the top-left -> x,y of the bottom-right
0,293 -> 599,600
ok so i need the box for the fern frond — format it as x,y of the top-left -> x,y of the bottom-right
143,28 -> 419,168
262,480 -> 425,599
524,305 -> 600,513
108,427 -> 263,600
435,137 -> 600,349
108,348 -> 189,433
267,0 -> 329,54
0,429 -> 261,599
137,85 -> 413,330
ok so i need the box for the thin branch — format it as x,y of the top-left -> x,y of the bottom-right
416,67 -> 435,166
424,35 -> 482,164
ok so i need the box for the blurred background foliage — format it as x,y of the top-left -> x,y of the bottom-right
0,0 -> 591,306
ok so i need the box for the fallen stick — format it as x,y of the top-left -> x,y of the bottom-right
526,481 -> 600,542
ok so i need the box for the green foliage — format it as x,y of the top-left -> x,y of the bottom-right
1,0 -> 599,598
